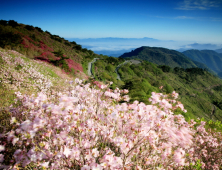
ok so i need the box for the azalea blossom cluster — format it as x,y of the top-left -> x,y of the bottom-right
0,49 -> 52,92
191,120 -> 222,169
0,78 -> 222,169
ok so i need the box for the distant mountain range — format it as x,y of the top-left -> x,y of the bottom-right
94,48 -> 135,57
66,37 -> 222,56
93,47 -> 222,57
177,43 -> 222,52
68,37 -> 163,43
66,37 -> 181,52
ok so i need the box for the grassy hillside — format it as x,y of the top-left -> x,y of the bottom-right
183,49 -> 222,76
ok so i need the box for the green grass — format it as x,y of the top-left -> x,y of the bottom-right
0,85 -> 16,108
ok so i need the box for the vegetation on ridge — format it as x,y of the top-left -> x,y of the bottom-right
182,49 -> 222,77
119,46 -> 208,69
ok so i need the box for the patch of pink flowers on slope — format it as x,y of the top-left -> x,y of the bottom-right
66,58 -> 83,73
21,38 -> 39,51
19,34 -> 83,73
0,49 -> 53,92
39,41 -> 54,52
34,42 -> 55,62
0,78 -> 221,169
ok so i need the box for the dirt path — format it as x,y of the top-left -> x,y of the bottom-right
88,58 -> 99,78
115,60 -> 141,80
88,58 -> 141,80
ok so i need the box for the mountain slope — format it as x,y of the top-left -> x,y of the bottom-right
182,50 -> 222,75
0,20 -> 99,76
119,46 -> 199,69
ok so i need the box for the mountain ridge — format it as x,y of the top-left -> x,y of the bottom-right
119,46 -> 211,70
182,49 -> 222,76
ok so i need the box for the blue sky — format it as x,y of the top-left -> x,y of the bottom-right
1,0 -> 222,50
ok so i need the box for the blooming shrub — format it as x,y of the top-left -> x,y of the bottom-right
39,41 -> 54,52
66,58 -> 83,73
35,52 -> 56,63
0,76 -> 221,170
0,49 -> 53,92
20,34 -> 56,61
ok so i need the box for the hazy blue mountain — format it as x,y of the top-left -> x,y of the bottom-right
182,50 -> 222,74
93,48 -> 135,57
215,48 -> 222,53
66,37 -> 180,52
66,37 -> 222,54
177,43 -> 222,52
67,37 -> 162,43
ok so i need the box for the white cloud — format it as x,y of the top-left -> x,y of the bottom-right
179,43 -> 222,50
174,16 -> 222,22
150,15 -> 222,22
175,16 -> 195,19
210,17 -> 222,22
176,0 -> 221,10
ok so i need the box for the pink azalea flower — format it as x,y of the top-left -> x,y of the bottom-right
81,165 -> 90,170
40,161 -> 49,168
63,146 -> 72,158
92,148 -> 99,157
0,145 -> 5,152
0,154 -> 4,163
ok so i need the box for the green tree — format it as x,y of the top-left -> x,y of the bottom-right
0,32 -> 22,48
51,50 -> 69,72
71,41 -> 77,45
106,57 -> 118,65
158,65 -> 171,72
8,20 -> 19,27
45,31 -> 52,35
74,44 -> 82,51
82,48 -> 88,52
53,50 -> 64,58
25,25 -> 35,31
164,83 -> 174,94
0,20 -> 8,26
105,65 -> 115,72
35,27 -> 44,32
